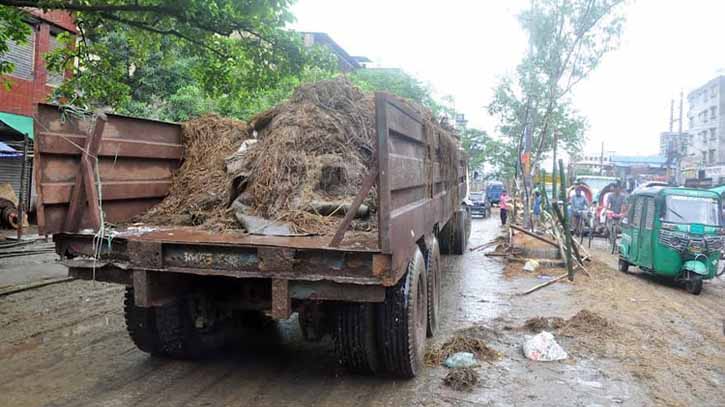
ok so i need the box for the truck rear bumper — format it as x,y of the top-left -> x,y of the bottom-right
55,228 -> 391,318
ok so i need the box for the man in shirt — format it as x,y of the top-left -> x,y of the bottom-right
607,185 -> 626,215
570,187 -> 589,230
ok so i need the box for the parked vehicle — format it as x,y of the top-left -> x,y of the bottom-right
618,186 -> 722,295
485,181 -> 504,205
33,97 -> 470,378
574,175 -> 620,205
469,191 -> 490,218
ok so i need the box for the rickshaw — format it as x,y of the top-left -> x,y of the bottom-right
567,183 -> 594,243
618,186 -> 723,295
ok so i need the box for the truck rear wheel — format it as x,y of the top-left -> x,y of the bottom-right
123,287 -> 231,359
425,237 -> 441,337
376,247 -> 427,378
333,303 -> 380,374
440,208 -> 469,255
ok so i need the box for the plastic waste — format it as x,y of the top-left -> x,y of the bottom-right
522,331 -> 568,361
444,352 -> 479,368
523,259 -> 540,272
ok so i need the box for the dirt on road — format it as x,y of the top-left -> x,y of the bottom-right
0,217 -> 723,406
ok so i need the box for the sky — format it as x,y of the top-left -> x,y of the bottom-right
291,0 -> 725,157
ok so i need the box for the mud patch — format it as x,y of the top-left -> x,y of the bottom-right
425,335 -> 501,366
523,316 -> 565,332
443,367 -> 479,391
559,309 -> 617,337
503,263 -> 566,279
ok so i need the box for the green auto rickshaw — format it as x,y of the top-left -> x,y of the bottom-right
618,186 -> 722,295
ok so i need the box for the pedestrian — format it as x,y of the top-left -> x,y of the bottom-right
499,190 -> 509,225
532,190 -> 542,230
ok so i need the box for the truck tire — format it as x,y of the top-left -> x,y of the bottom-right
425,237 -> 441,337
376,247 -> 427,378
333,303 -> 380,374
124,287 -> 229,359
440,209 -> 469,255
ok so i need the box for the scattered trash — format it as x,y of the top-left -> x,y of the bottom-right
523,259 -> 540,272
537,275 -> 552,280
443,367 -> 479,391
444,352 -> 479,369
523,331 -> 568,361
425,335 -> 501,366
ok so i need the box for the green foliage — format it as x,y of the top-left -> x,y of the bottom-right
0,5 -> 31,86
349,68 -> 453,117
461,127 -> 517,179
1,0 -> 339,119
488,0 -> 625,177
489,75 -> 588,158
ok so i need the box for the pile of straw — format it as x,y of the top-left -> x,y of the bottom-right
226,78 -> 378,234
137,114 -> 248,229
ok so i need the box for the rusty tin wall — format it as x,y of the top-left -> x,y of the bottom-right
34,103 -> 183,235
375,93 -> 466,276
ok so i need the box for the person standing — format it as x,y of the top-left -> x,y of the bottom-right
499,190 -> 510,225
532,190 -> 542,230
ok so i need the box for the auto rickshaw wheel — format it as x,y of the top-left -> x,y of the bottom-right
685,275 -> 703,295
617,258 -> 629,273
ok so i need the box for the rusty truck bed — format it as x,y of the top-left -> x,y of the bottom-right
36,94 -> 466,295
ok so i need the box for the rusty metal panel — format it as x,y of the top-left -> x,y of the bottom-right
375,93 -> 467,278
289,281 -> 385,302
271,279 -> 291,319
34,103 -> 182,235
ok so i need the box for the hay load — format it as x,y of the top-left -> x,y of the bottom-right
226,77 -> 377,235
137,114 -> 248,228
137,77 -> 460,238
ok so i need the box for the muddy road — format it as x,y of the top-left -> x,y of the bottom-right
0,216 -> 723,406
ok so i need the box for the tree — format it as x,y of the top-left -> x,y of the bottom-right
489,0 -> 625,225
0,6 -> 31,84
349,68 -> 453,118
0,1 -> 336,112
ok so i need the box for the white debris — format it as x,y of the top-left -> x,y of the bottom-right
444,352 -> 479,368
522,331 -> 568,361
523,259 -> 540,272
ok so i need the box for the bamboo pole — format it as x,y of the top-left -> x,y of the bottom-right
558,159 -> 575,281
519,273 -> 568,295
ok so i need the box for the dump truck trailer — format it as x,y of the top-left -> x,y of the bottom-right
33,94 -> 470,378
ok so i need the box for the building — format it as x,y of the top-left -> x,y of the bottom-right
573,151 -> 616,174
0,10 -> 75,117
301,32 -> 361,72
683,75 -> 725,183
659,131 -> 688,157
0,9 -> 76,211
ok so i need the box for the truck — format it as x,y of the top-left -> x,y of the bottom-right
33,94 -> 471,378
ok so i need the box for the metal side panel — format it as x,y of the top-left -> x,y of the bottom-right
34,103 -> 183,235
375,93 -> 467,277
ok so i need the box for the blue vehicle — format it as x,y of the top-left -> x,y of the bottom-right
486,181 -> 504,205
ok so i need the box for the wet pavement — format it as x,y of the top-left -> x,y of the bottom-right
1,217 -> 722,406
0,233 -> 64,288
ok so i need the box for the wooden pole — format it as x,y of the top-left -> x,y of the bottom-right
16,133 -> 29,239
519,273 -> 568,295
558,159 -> 575,281
509,224 -> 558,248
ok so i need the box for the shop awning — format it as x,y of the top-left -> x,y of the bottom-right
0,112 -> 33,140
